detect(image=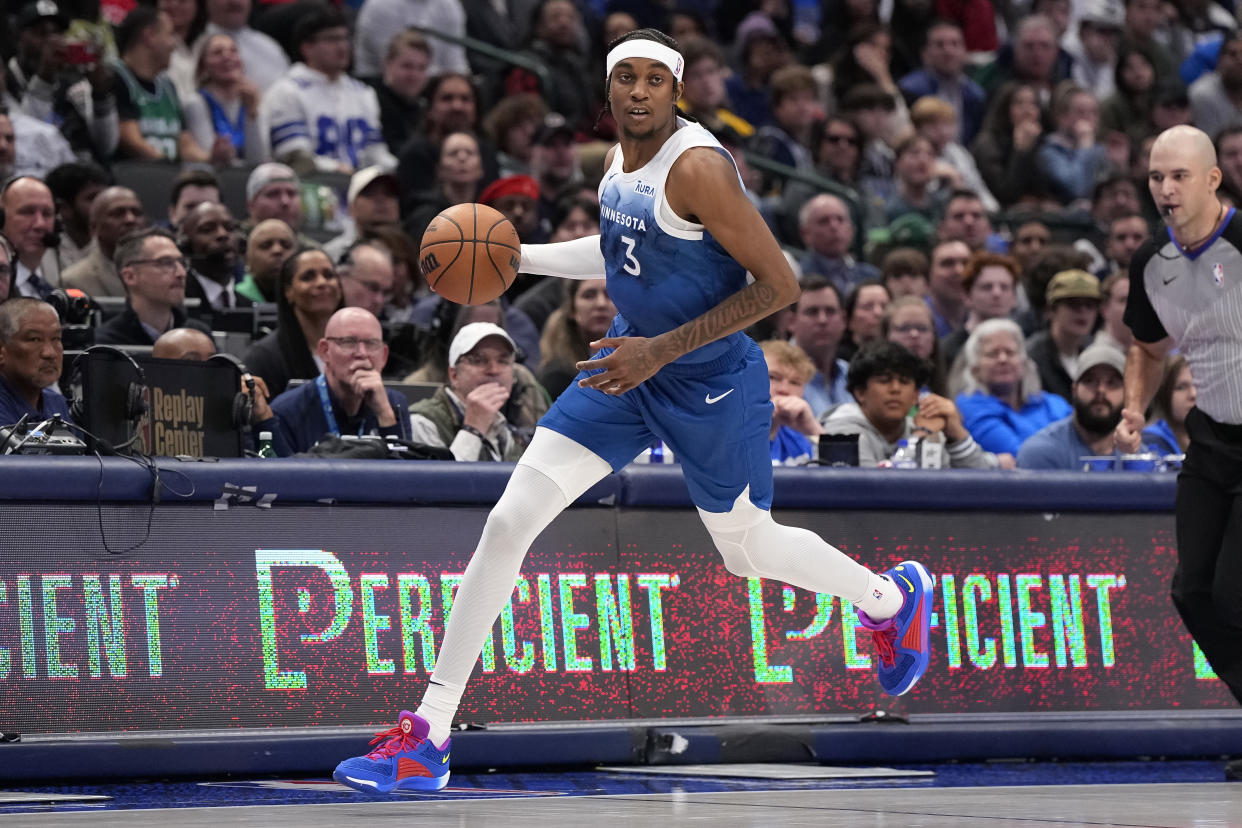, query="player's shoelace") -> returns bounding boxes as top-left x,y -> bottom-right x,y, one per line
365,723 -> 422,760
870,626 -> 897,668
